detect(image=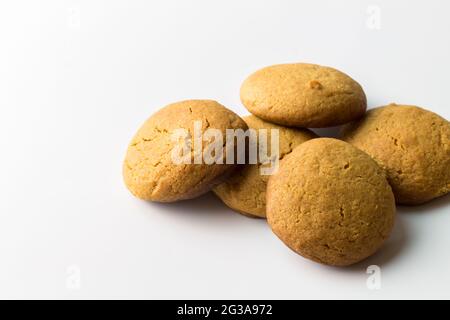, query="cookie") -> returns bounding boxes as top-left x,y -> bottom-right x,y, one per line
240,63 -> 367,128
123,100 -> 248,202
266,138 -> 395,266
341,104 -> 450,205
213,115 -> 317,218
